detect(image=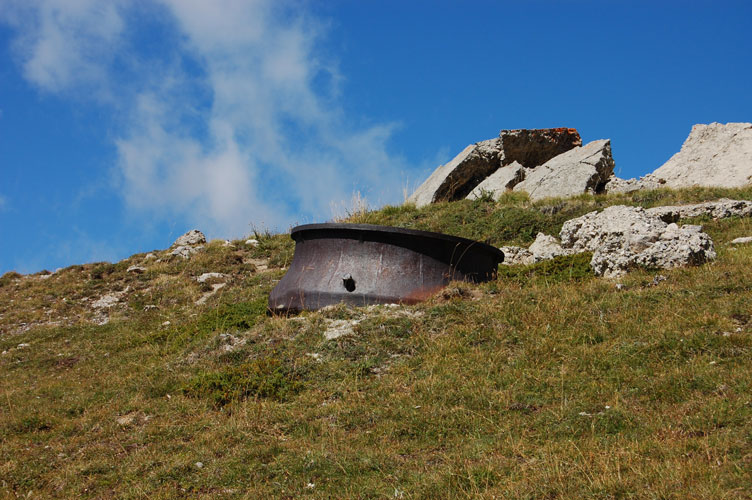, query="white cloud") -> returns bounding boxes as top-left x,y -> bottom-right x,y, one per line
1,0 -> 410,238
1,0 -> 125,94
